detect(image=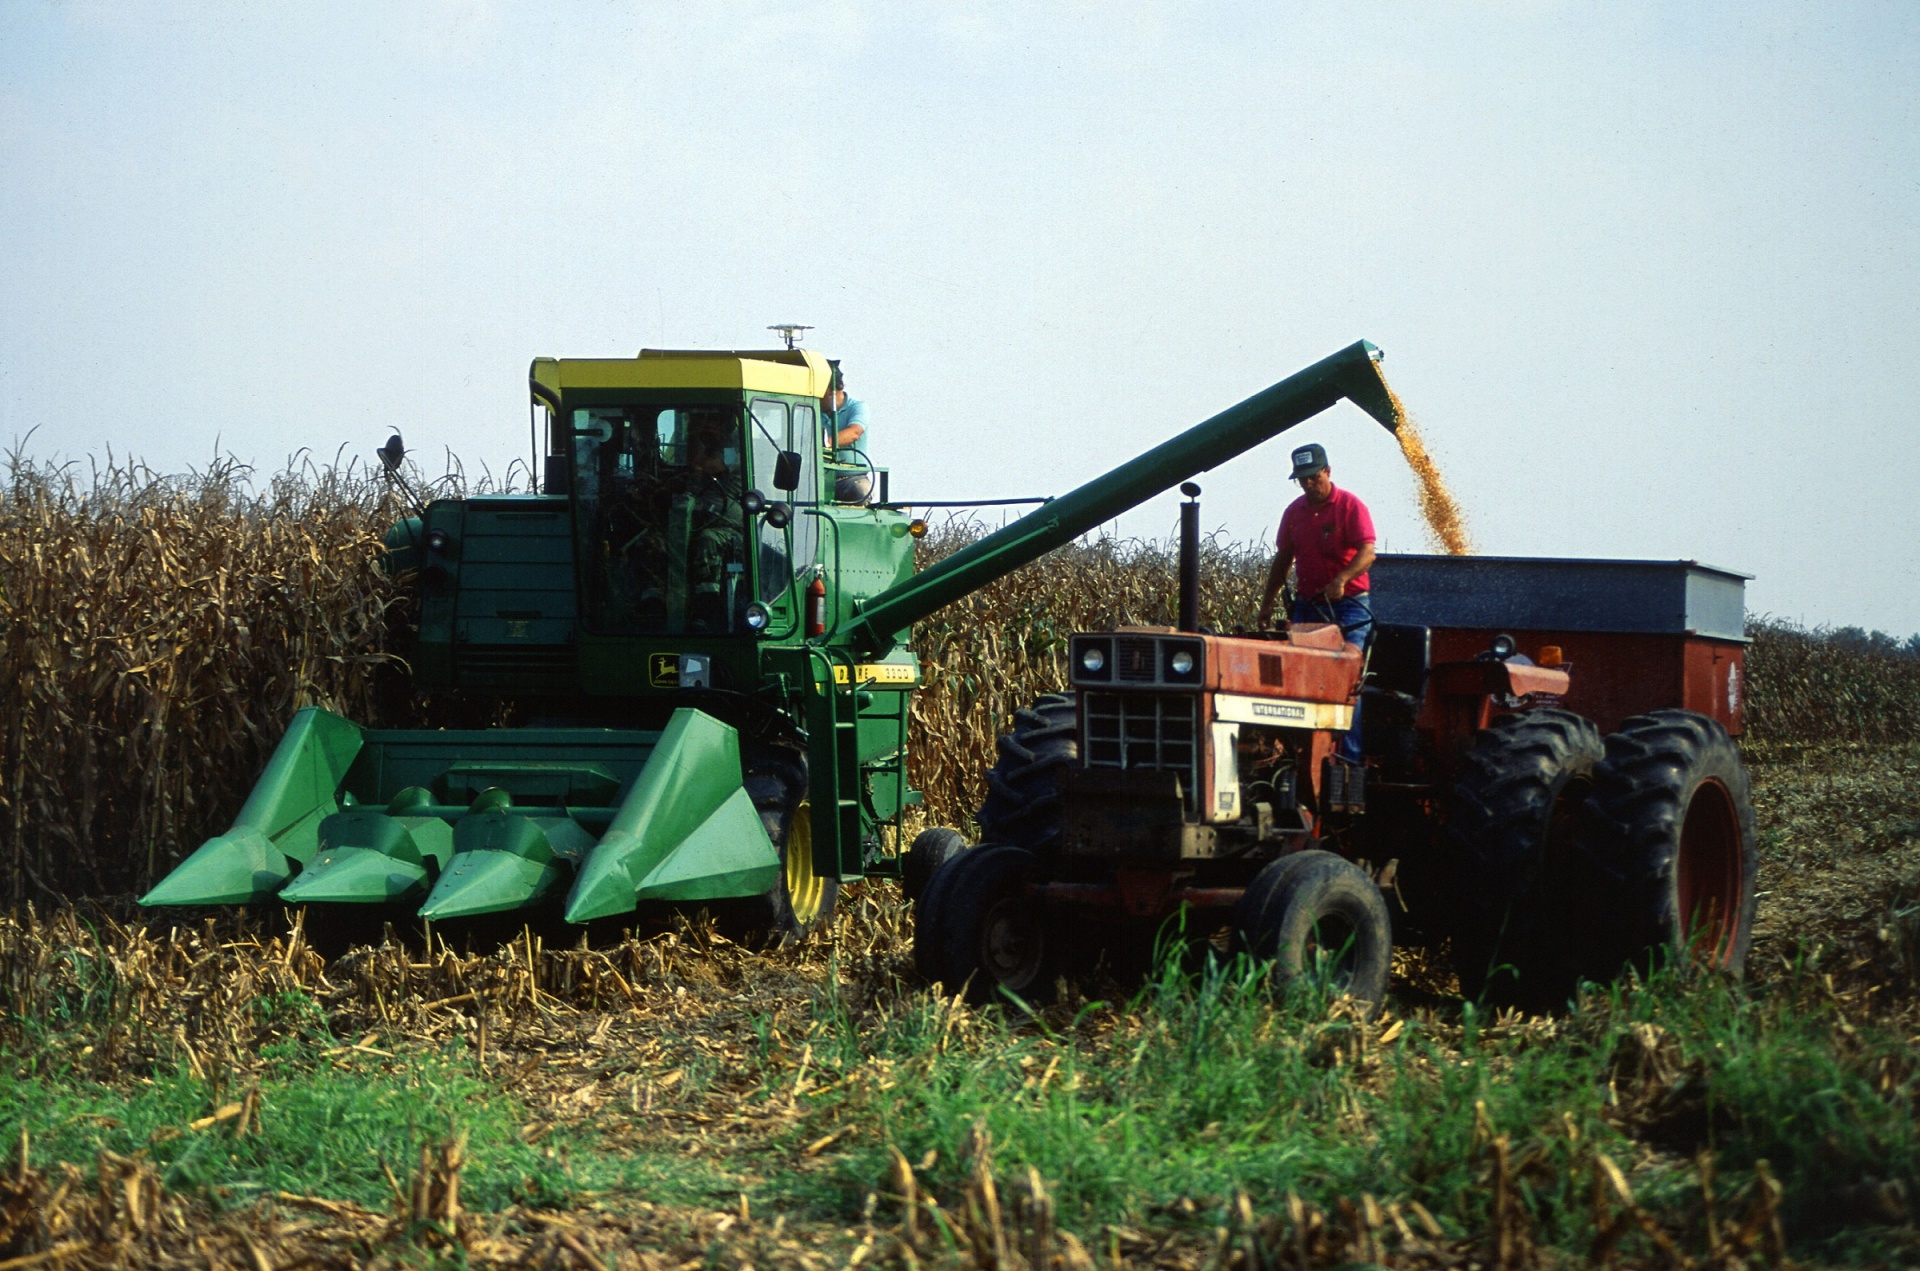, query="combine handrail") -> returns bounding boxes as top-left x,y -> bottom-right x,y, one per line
845,339 -> 1400,652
